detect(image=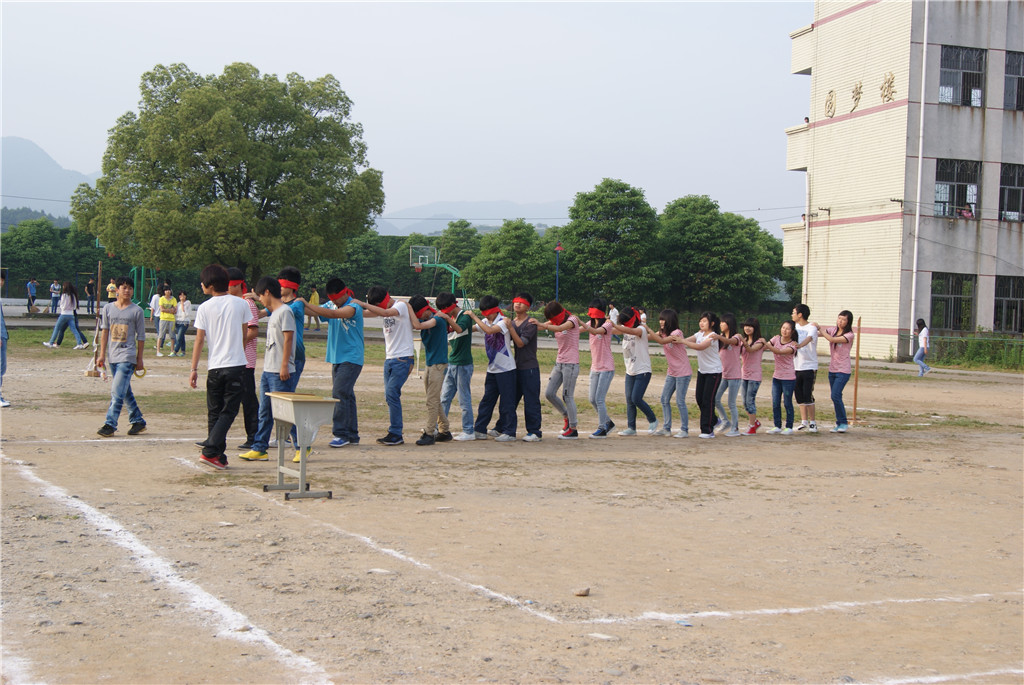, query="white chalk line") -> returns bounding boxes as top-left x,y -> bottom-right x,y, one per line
3,437 -> 202,444
870,668 -> 1024,684
5,458 -> 332,685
